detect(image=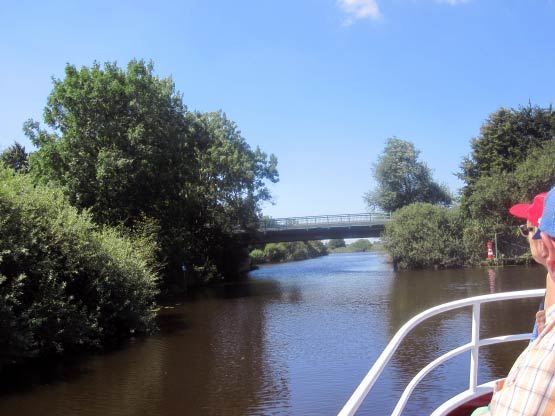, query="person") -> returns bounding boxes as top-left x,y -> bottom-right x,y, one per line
510,192 -> 548,267
509,192 -> 555,341
476,187 -> 555,415
471,192 -> 550,415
